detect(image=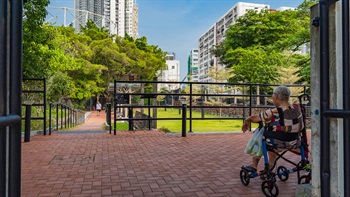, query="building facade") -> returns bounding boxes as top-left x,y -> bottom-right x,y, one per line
158,53 -> 181,91
197,2 -> 269,82
187,49 -> 199,82
74,0 -> 138,39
